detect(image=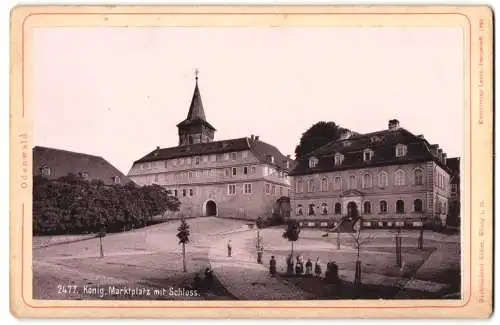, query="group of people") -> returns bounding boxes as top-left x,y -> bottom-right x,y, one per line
193,266 -> 215,291
292,255 -> 323,277
270,254 -> 323,277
